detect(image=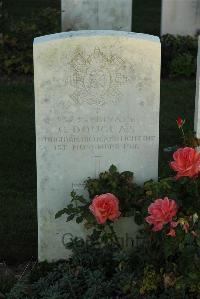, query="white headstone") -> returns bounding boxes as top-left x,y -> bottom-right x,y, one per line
34,31 -> 161,262
195,37 -> 200,137
61,0 -> 132,32
161,0 -> 200,36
